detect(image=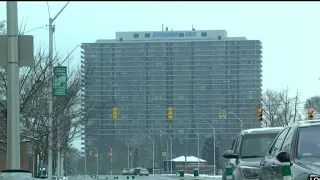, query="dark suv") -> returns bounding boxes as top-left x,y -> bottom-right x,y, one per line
259,120 -> 320,180
222,127 -> 283,180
